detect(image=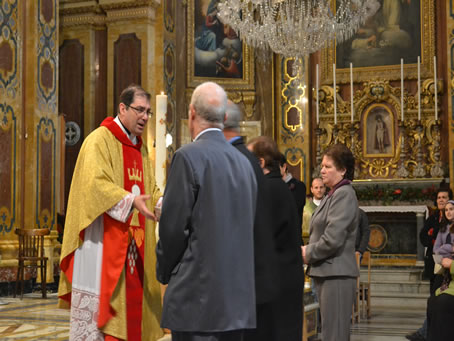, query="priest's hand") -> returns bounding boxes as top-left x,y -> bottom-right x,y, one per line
133,194 -> 157,221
